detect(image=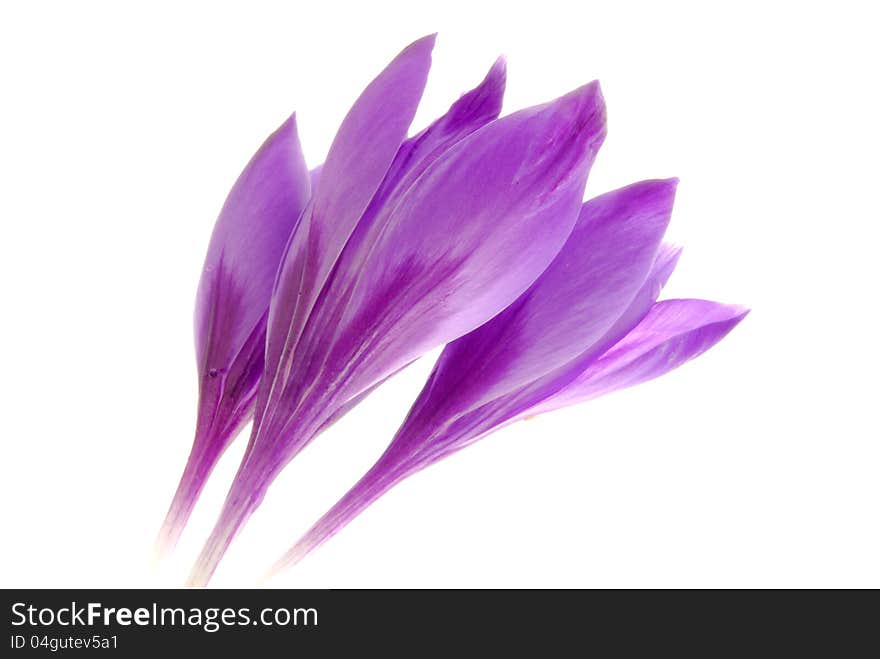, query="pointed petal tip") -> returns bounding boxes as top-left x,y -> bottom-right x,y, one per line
649,176 -> 679,198
447,54 -> 508,121
501,80 -> 606,156
634,177 -> 678,224
660,178 -> 679,208
571,79 -> 605,111
408,33 -> 438,53
277,111 -> 299,135
489,54 -> 508,80
584,179 -> 677,242
580,80 -> 605,110
617,177 -> 678,200
700,301 -> 750,340
694,301 -> 750,338
530,80 -> 607,165
566,80 -> 608,146
388,34 -> 436,76
665,298 -> 751,326
270,113 -> 304,154
707,300 -> 751,322
660,242 -> 684,261
481,55 -> 507,96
